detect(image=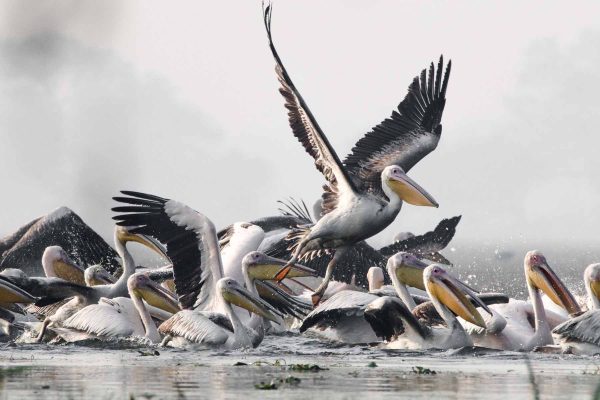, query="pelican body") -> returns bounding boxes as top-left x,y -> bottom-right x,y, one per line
468,251 -> 580,351
553,263 -> 600,354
